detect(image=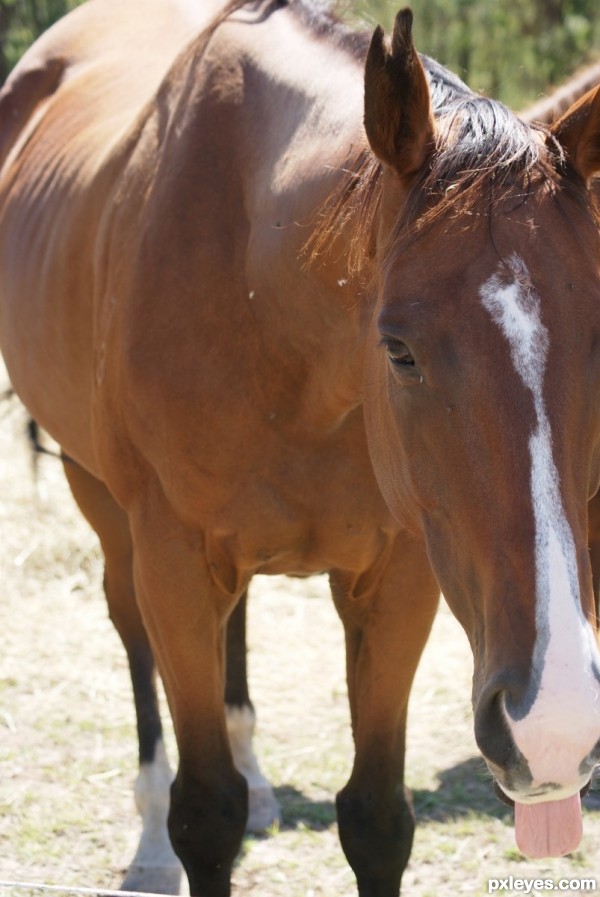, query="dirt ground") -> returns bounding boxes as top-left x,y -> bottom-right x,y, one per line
1,364 -> 599,897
